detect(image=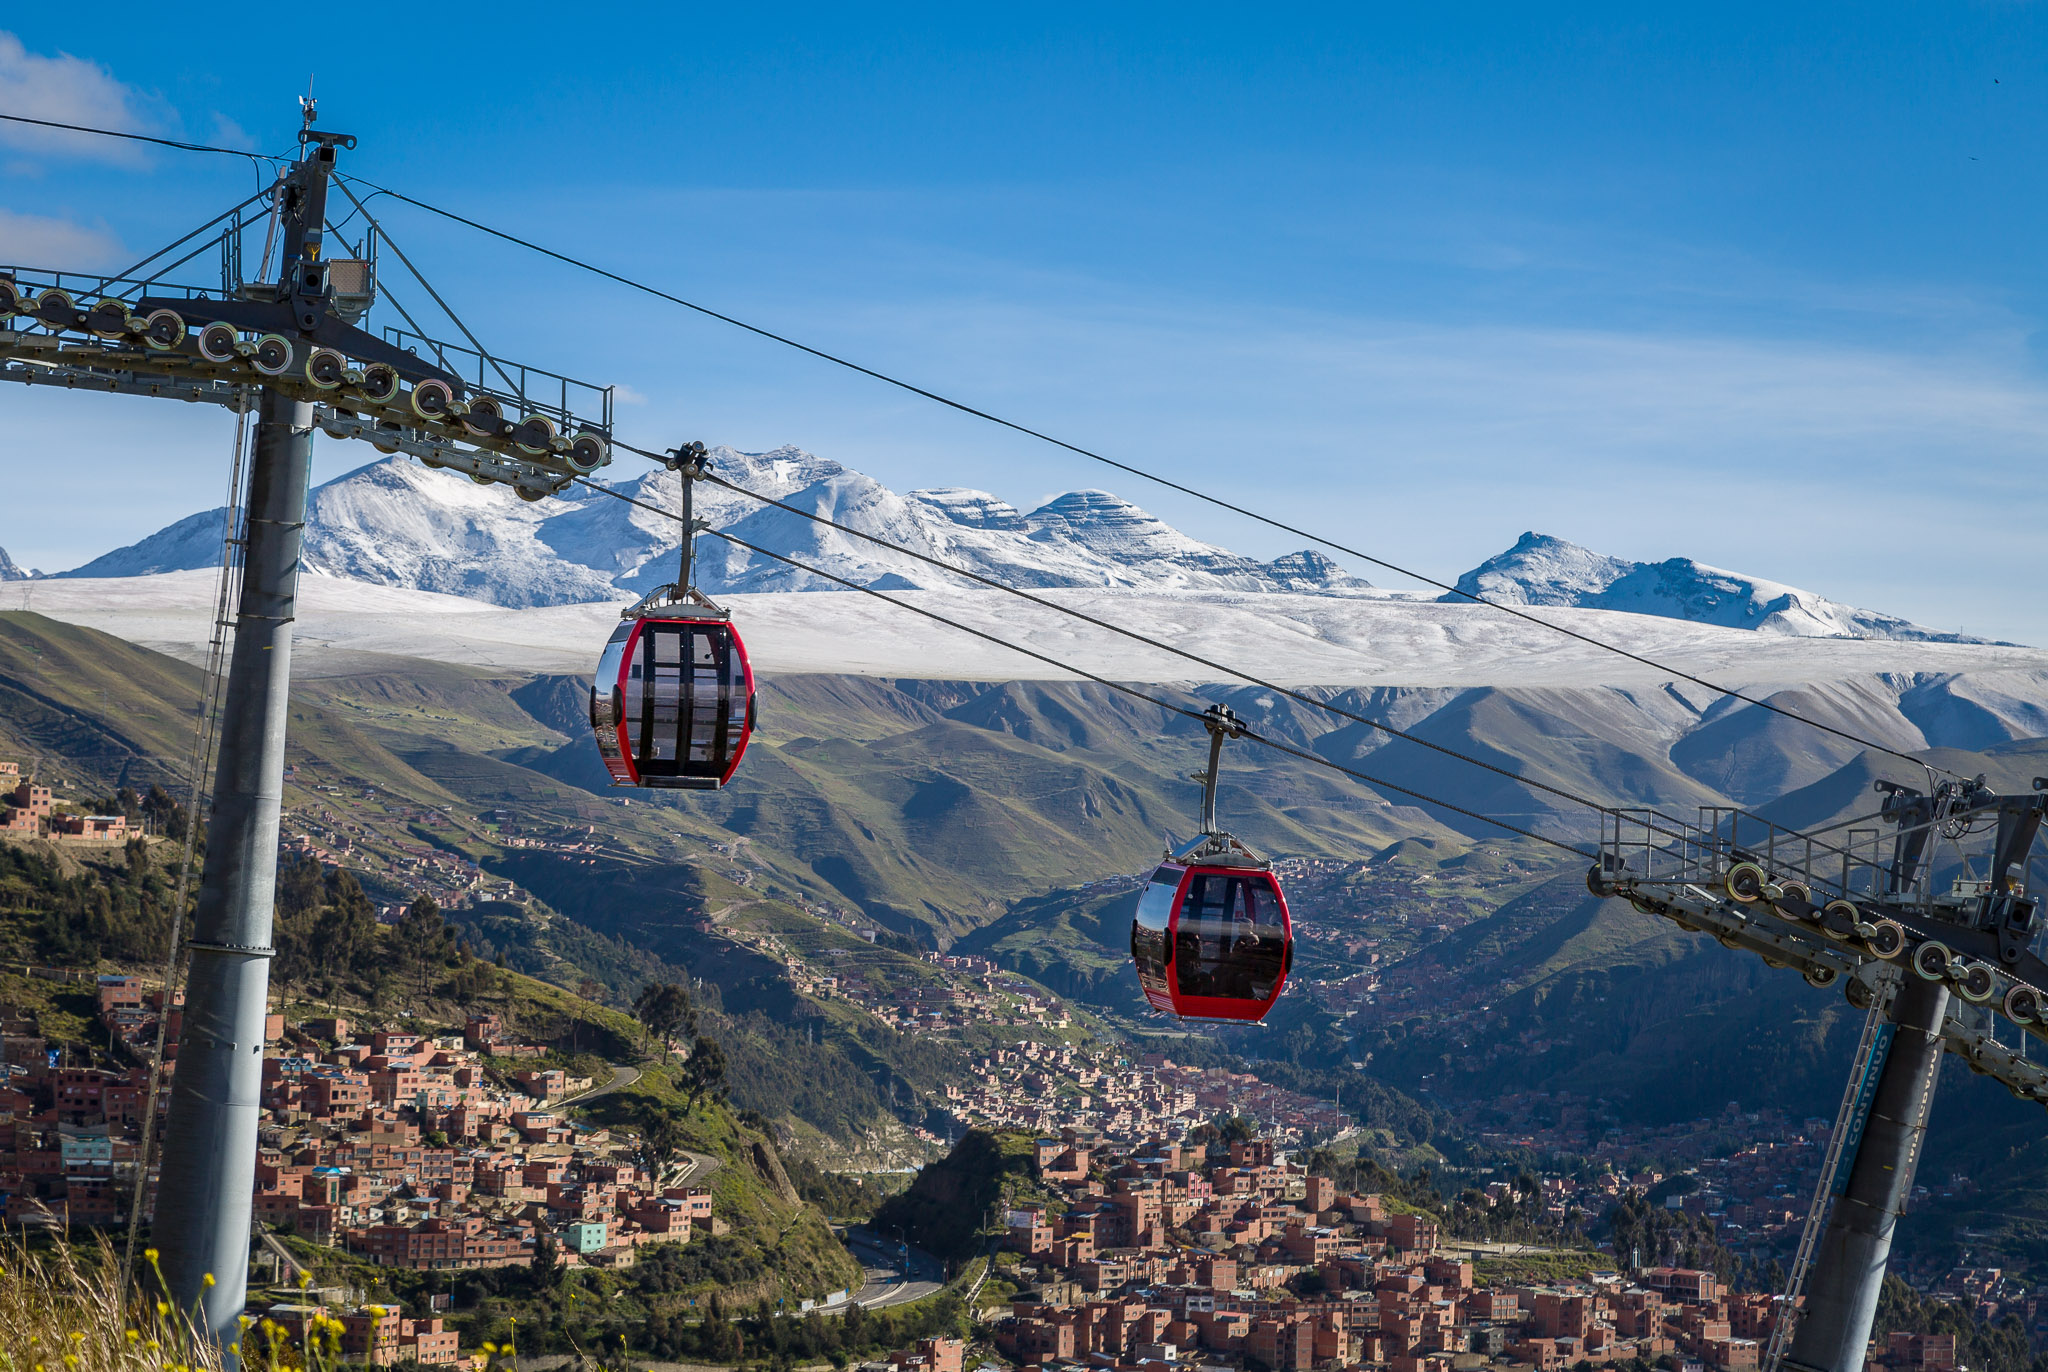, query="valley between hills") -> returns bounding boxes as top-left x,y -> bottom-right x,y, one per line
7,572 -> 2048,1300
